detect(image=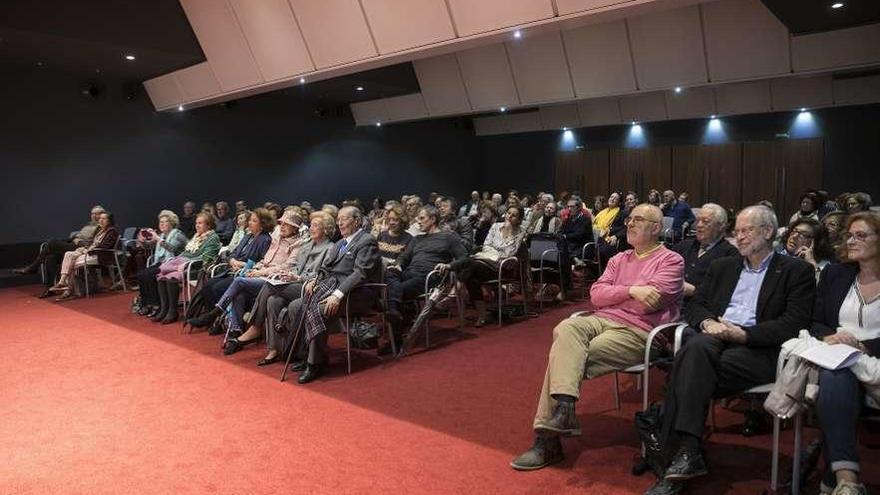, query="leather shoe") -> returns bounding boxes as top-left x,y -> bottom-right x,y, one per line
223,337 -> 257,356
37,288 -> 53,299
290,361 -> 306,372
644,479 -> 684,495
510,436 -> 564,471
297,363 -> 322,384
257,355 -> 280,367
663,448 -> 708,481
207,321 -> 226,336
534,401 -> 582,437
